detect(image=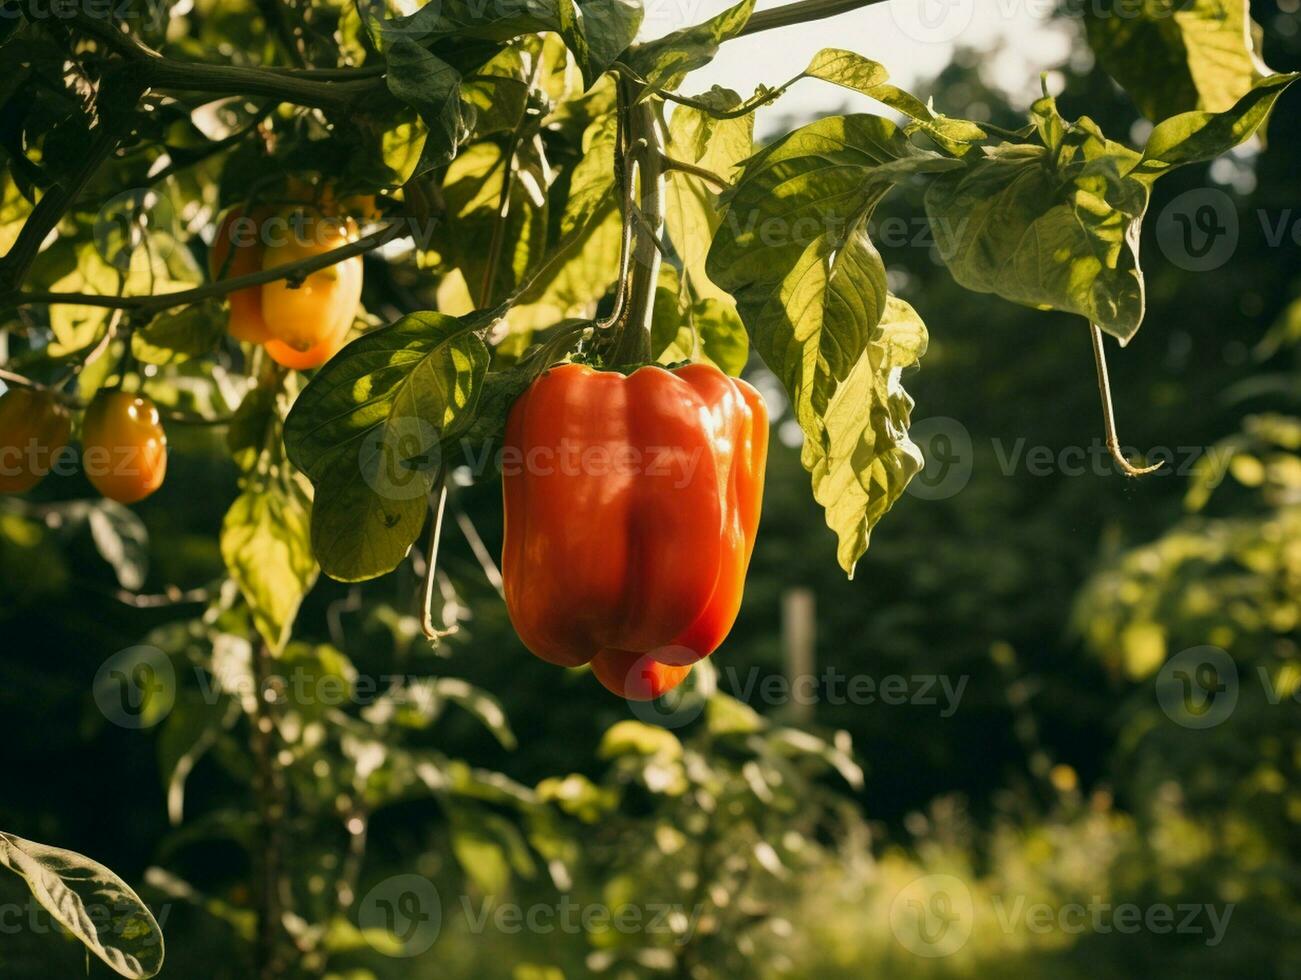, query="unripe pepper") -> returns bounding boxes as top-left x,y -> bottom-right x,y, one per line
501,363 -> 768,699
